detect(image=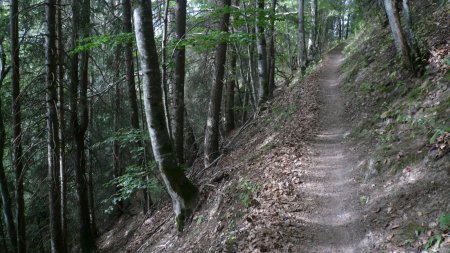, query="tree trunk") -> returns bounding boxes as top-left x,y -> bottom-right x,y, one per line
56,1 -> 67,251
122,0 -> 153,214
267,0 -> 277,97
133,0 -> 198,231
401,0 -> 419,61
161,0 -> 172,141
256,0 -> 269,104
45,1 -> 65,252
308,0 -> 318,61
10,1 -> 26,252
69,0 -> 95,251
298,0 -> 307,74
0,36 -> 17,253
383,0 -> 414,72
203,0 -> 231,167
173,0 -> 187,164
224,47 -> 236,134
